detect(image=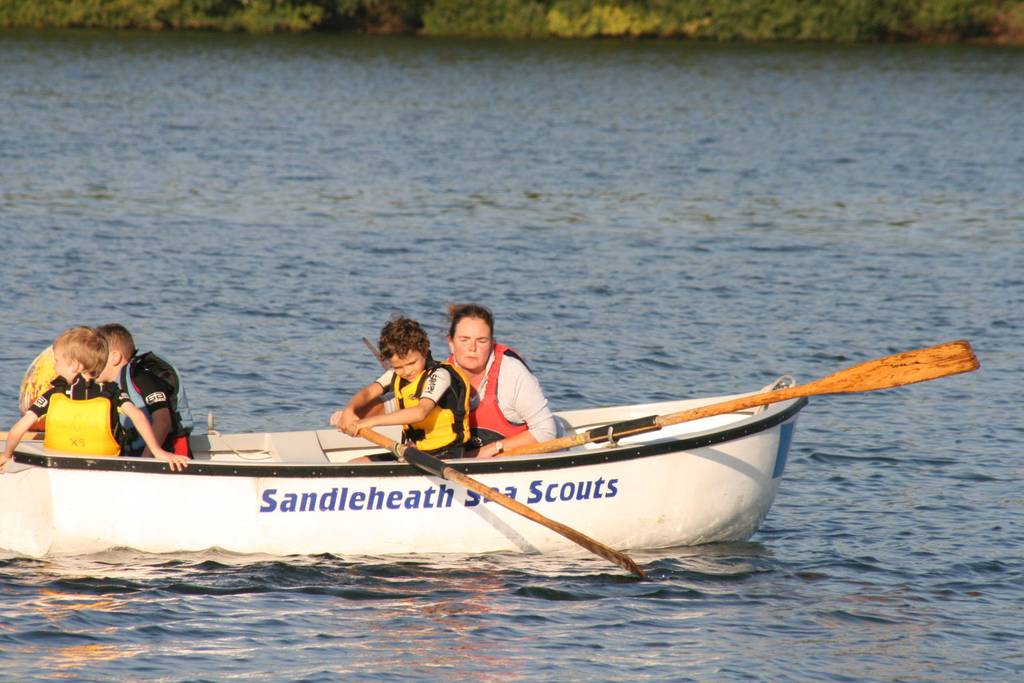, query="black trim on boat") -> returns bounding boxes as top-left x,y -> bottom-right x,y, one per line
13,399 -> 807,478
